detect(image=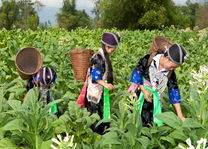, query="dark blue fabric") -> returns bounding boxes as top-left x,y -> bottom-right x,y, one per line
130,69 -> 143,85
168,89 -> 181,104
52,74 -> 57,83
91,68 -> 103,83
